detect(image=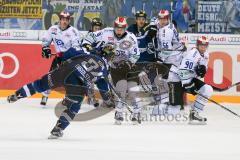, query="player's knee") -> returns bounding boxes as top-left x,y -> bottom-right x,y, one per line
199,84 -> 213,98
